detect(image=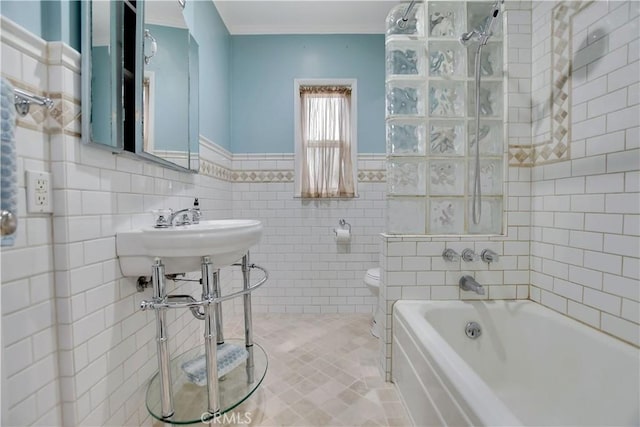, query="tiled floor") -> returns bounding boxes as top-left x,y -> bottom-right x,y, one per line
156,313 -> 410,426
